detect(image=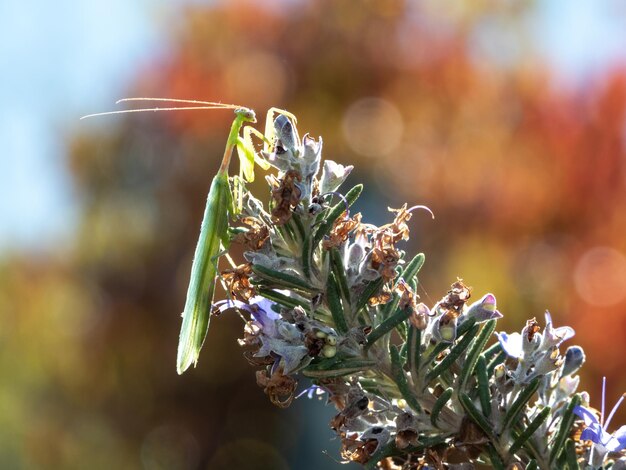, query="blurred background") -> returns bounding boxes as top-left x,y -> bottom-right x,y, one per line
2,0 -> 626,468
